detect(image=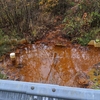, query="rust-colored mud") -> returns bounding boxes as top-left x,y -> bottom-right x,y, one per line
0,25 -> 100,88
0,43 -> 100,88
